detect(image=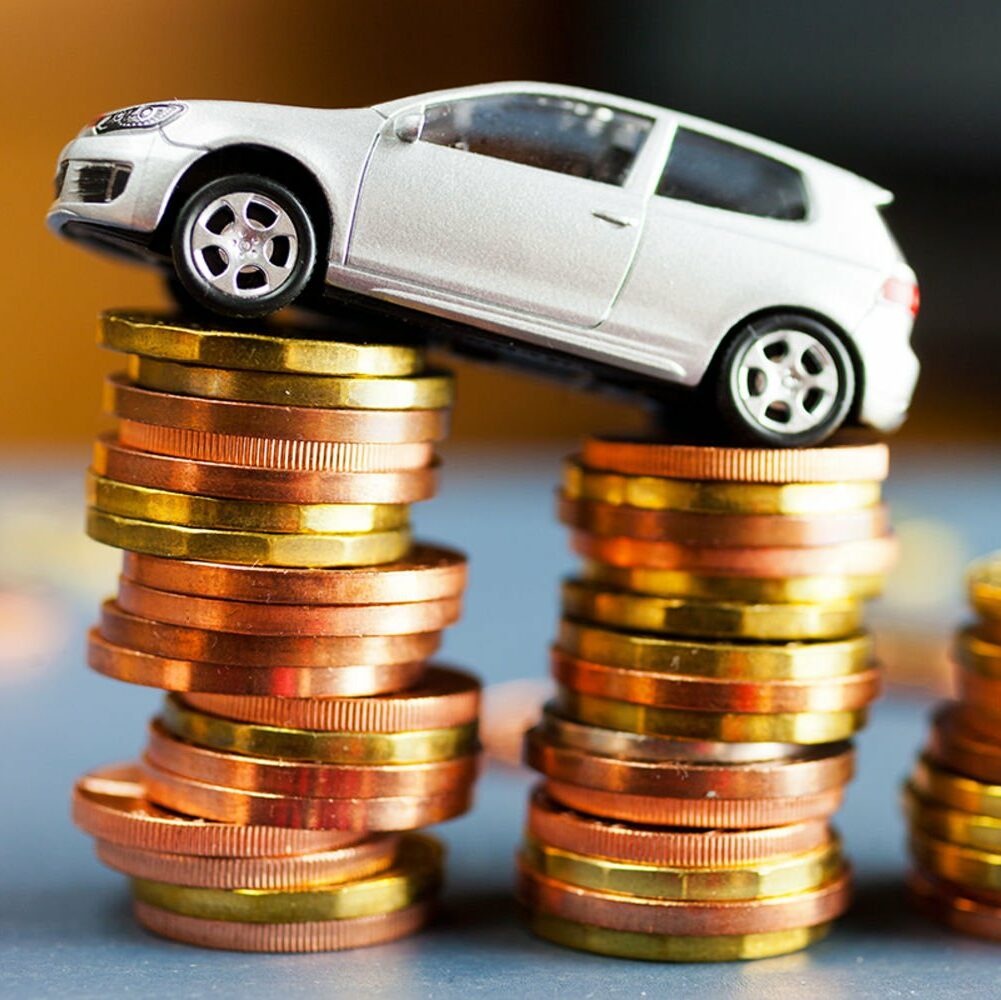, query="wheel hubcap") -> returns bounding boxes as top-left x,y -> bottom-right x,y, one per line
731,329 -> 841,435
189,191 -> 299,298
